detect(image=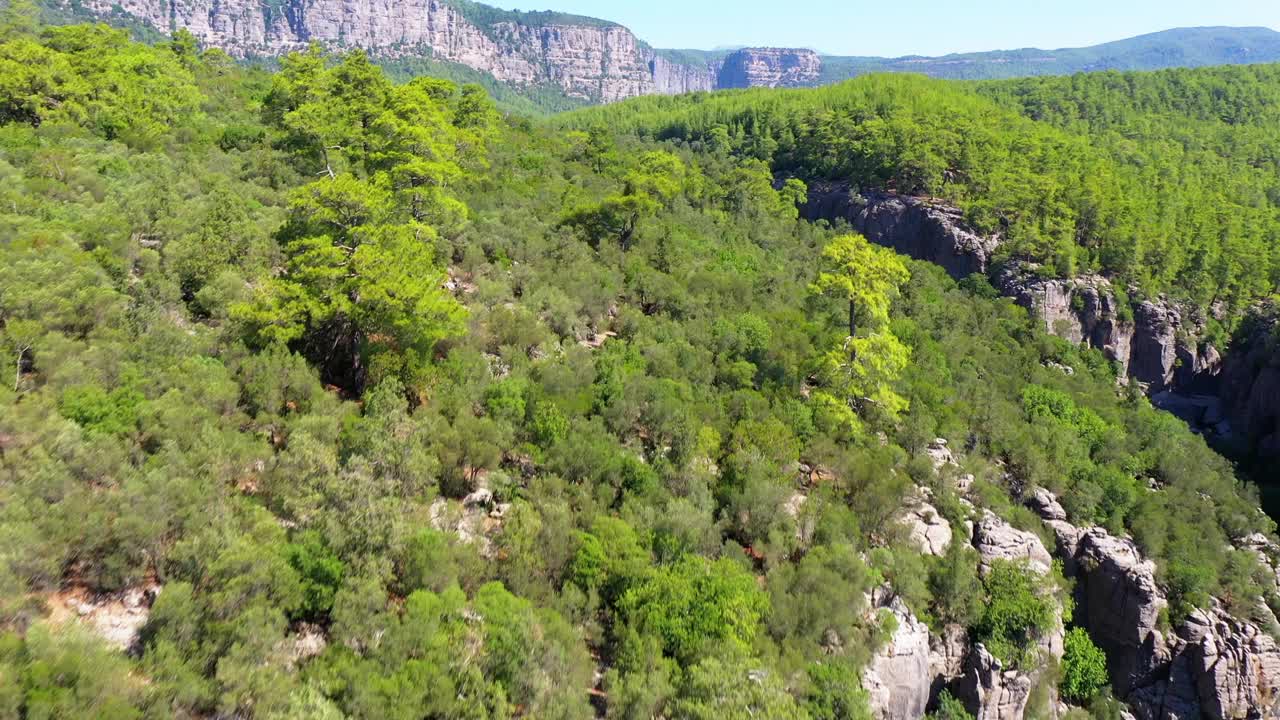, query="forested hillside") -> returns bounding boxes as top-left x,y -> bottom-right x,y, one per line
1,10 -> 1278,720
565,64 -> 1280,322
